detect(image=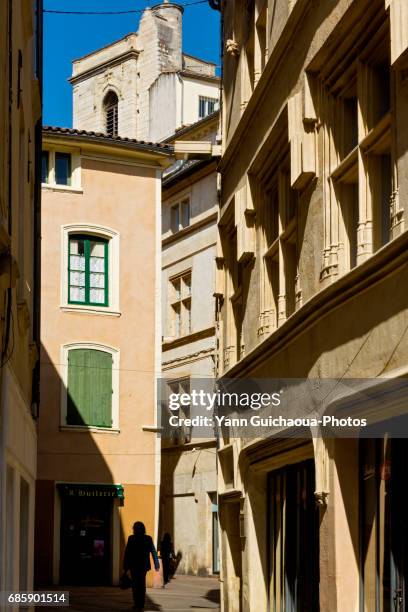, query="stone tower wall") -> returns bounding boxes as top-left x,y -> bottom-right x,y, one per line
71,3 -> 196,141
136,3 -> 183,140
72,35 -> 139,139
